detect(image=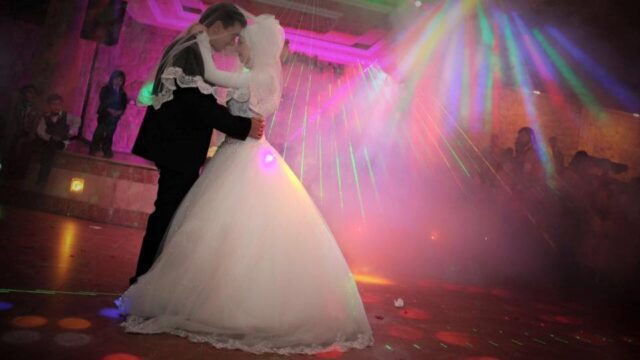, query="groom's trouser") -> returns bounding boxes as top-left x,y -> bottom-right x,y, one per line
130,166 -> 199,284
